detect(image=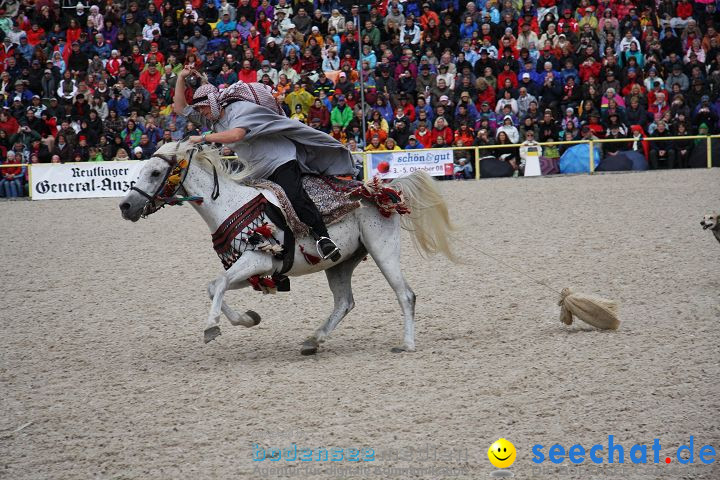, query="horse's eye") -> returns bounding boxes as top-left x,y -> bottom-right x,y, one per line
151,170 -> 161,177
